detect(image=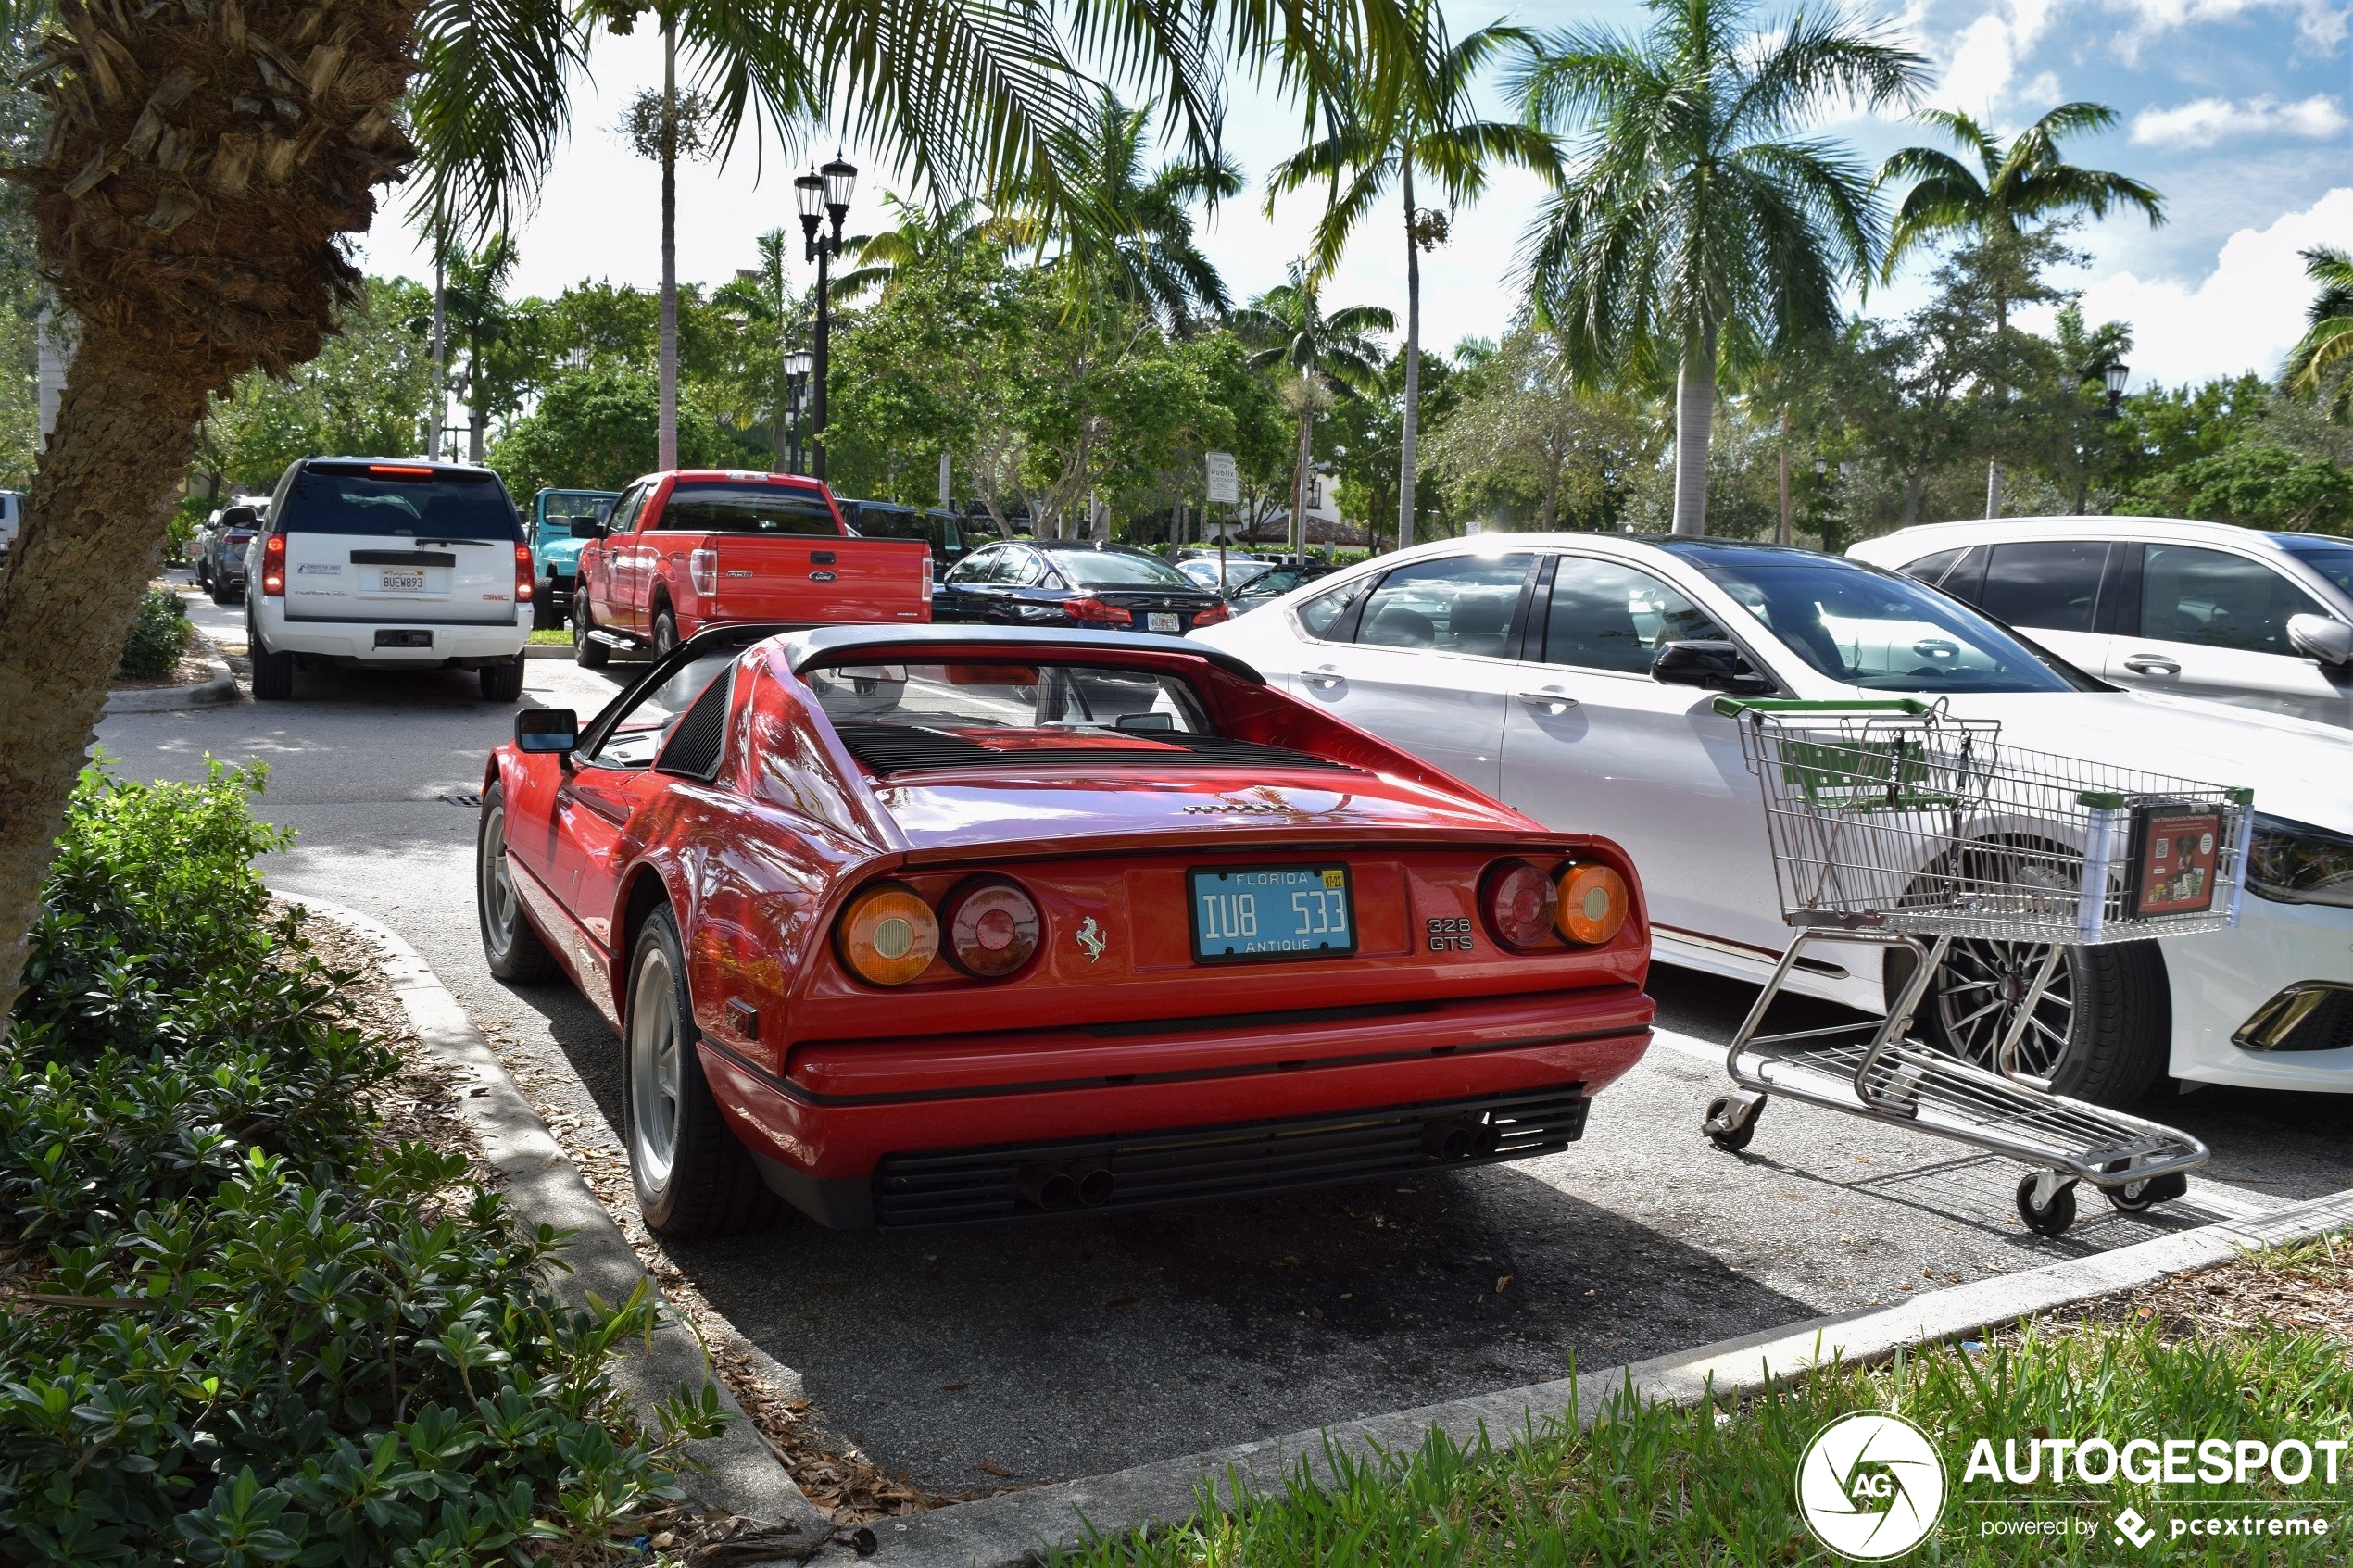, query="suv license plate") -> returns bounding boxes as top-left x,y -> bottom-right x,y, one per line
1148,611 -> 1179,633
380,570 -> 426,591
373,629 -> 433,648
